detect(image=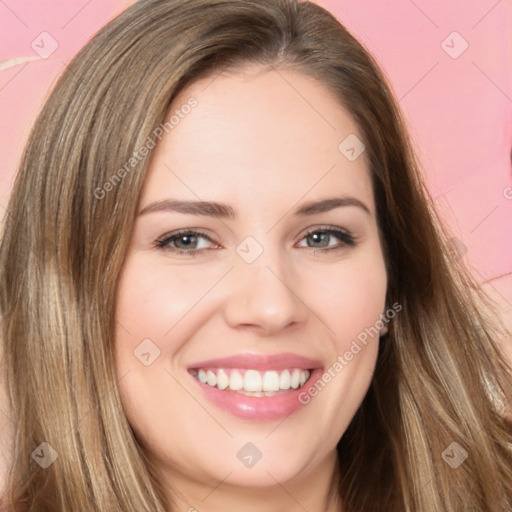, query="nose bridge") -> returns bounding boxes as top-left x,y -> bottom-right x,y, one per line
222,236 -> 305,334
